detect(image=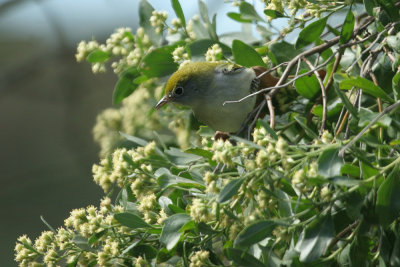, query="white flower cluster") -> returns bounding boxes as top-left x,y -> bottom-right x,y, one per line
168,18 -> 183,34
137,193 -> 158,223
211,139 -> 238,167
76,40 -> 99,62
186,15 -> 201,40
190,198 -> 214,223
189,250 -> 210,267
291,161 -> 318,190
252,127 -> 293,170
75,27 -> 152,74
92,84 -> 170,157
14,235 -> 38,266
92,142 -> 158,202
203,171 -> 219,193
150,10 -> 168,34
205,44 -> 223,62
105,27 -> 134,57
172,46 -> 189,63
